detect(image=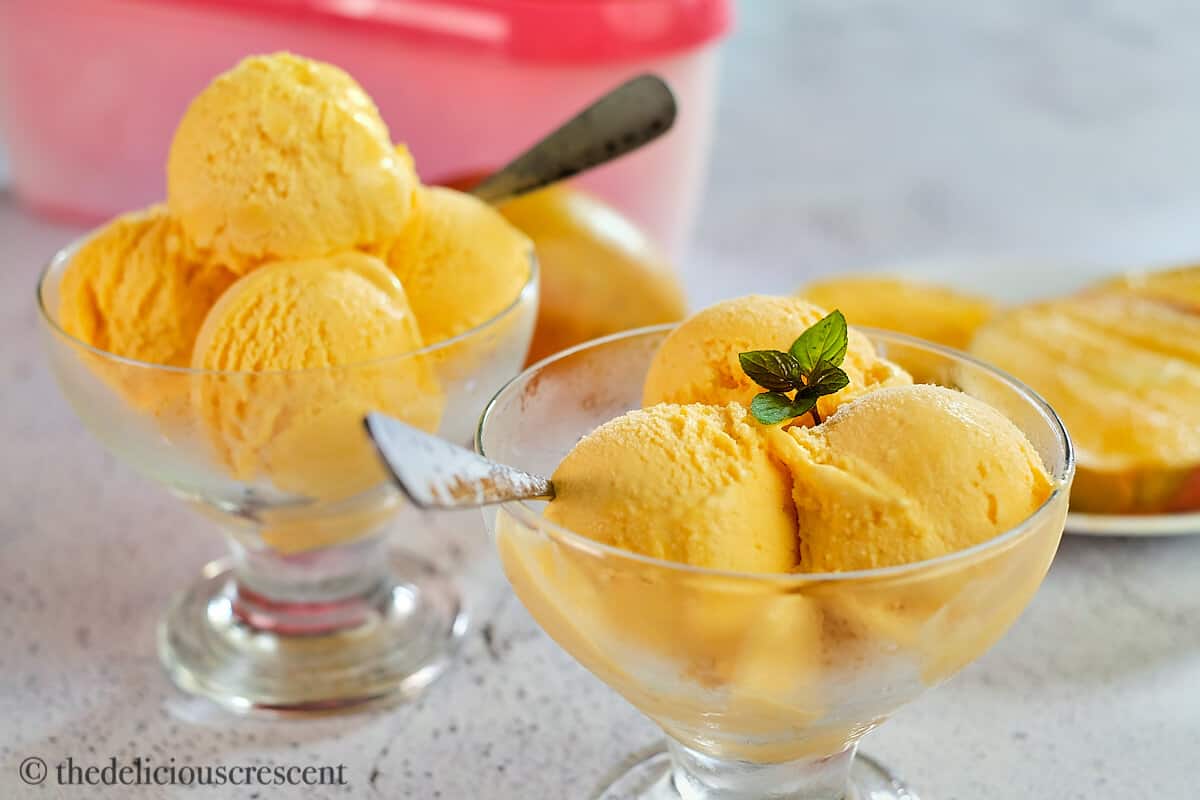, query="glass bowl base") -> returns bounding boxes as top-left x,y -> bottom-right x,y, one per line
158,550 -> 466,715
595,745 -> 920,800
